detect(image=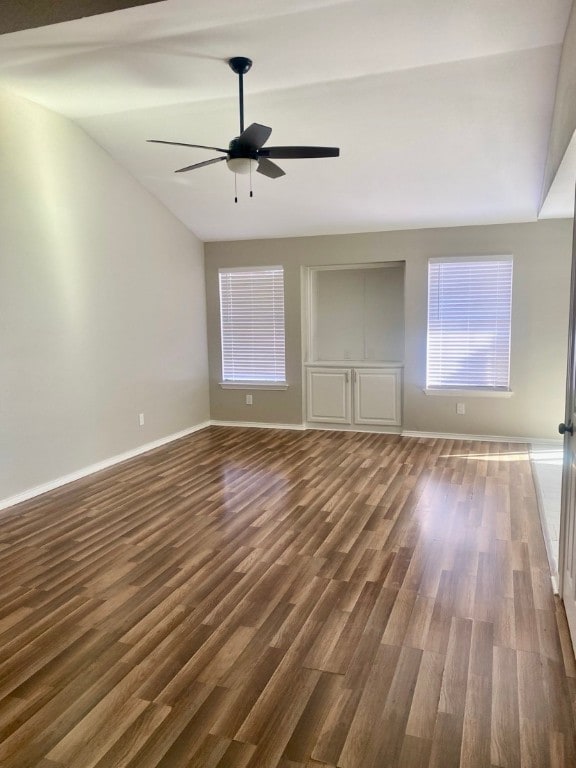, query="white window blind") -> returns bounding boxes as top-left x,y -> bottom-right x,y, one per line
426,257 -> 513,390
219,267 -> 286,383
